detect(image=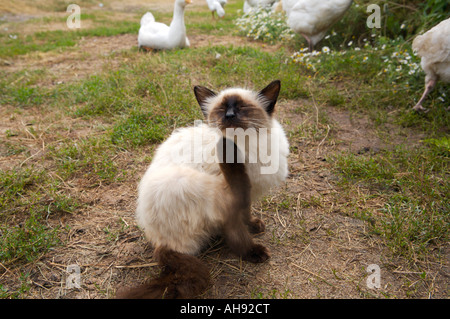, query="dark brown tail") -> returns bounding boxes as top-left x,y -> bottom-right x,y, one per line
116,247 -> 210,299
